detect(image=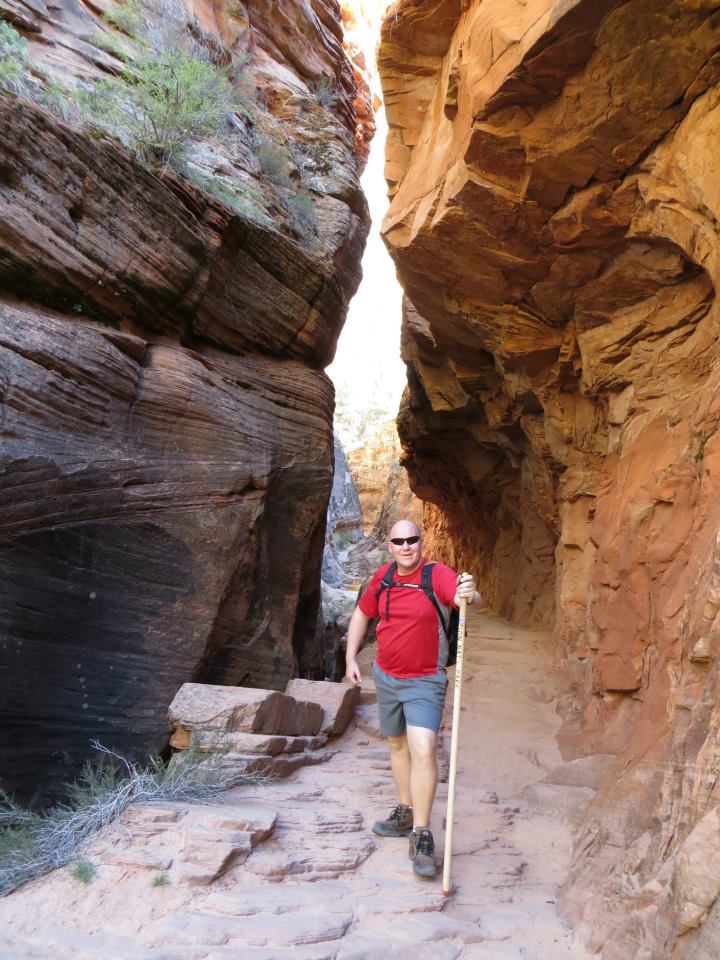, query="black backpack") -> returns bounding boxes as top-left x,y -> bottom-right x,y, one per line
375,561 -> 459,667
